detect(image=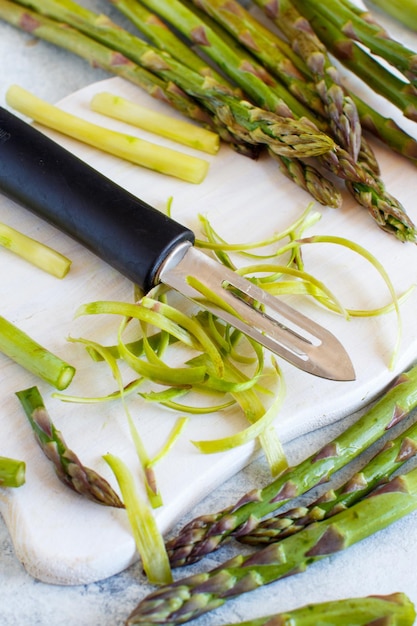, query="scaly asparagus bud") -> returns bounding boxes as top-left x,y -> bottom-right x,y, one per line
16,386 -> 124,508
